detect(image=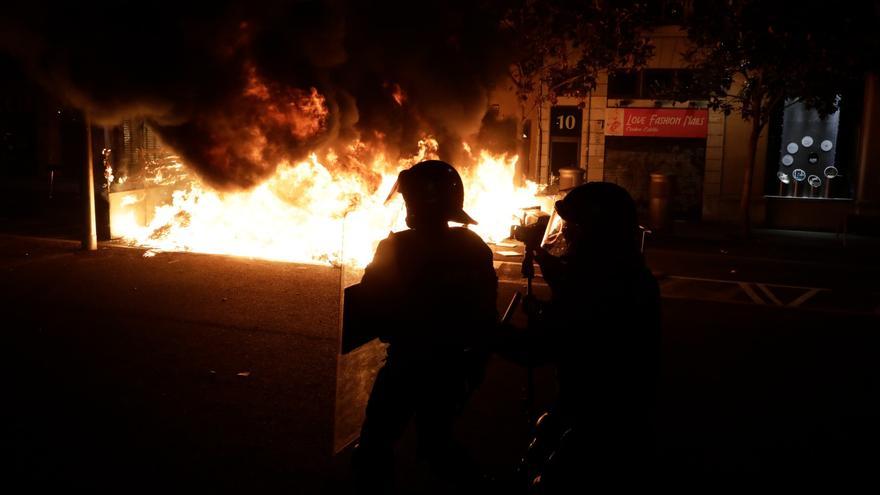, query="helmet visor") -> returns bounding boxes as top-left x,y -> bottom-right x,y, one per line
539,208 -> 572,257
